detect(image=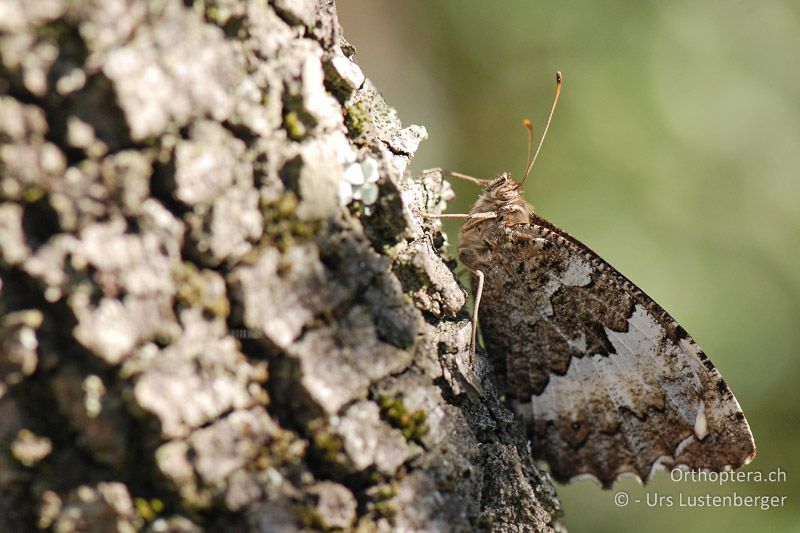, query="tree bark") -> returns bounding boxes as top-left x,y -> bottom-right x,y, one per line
0,1 -> 561,531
